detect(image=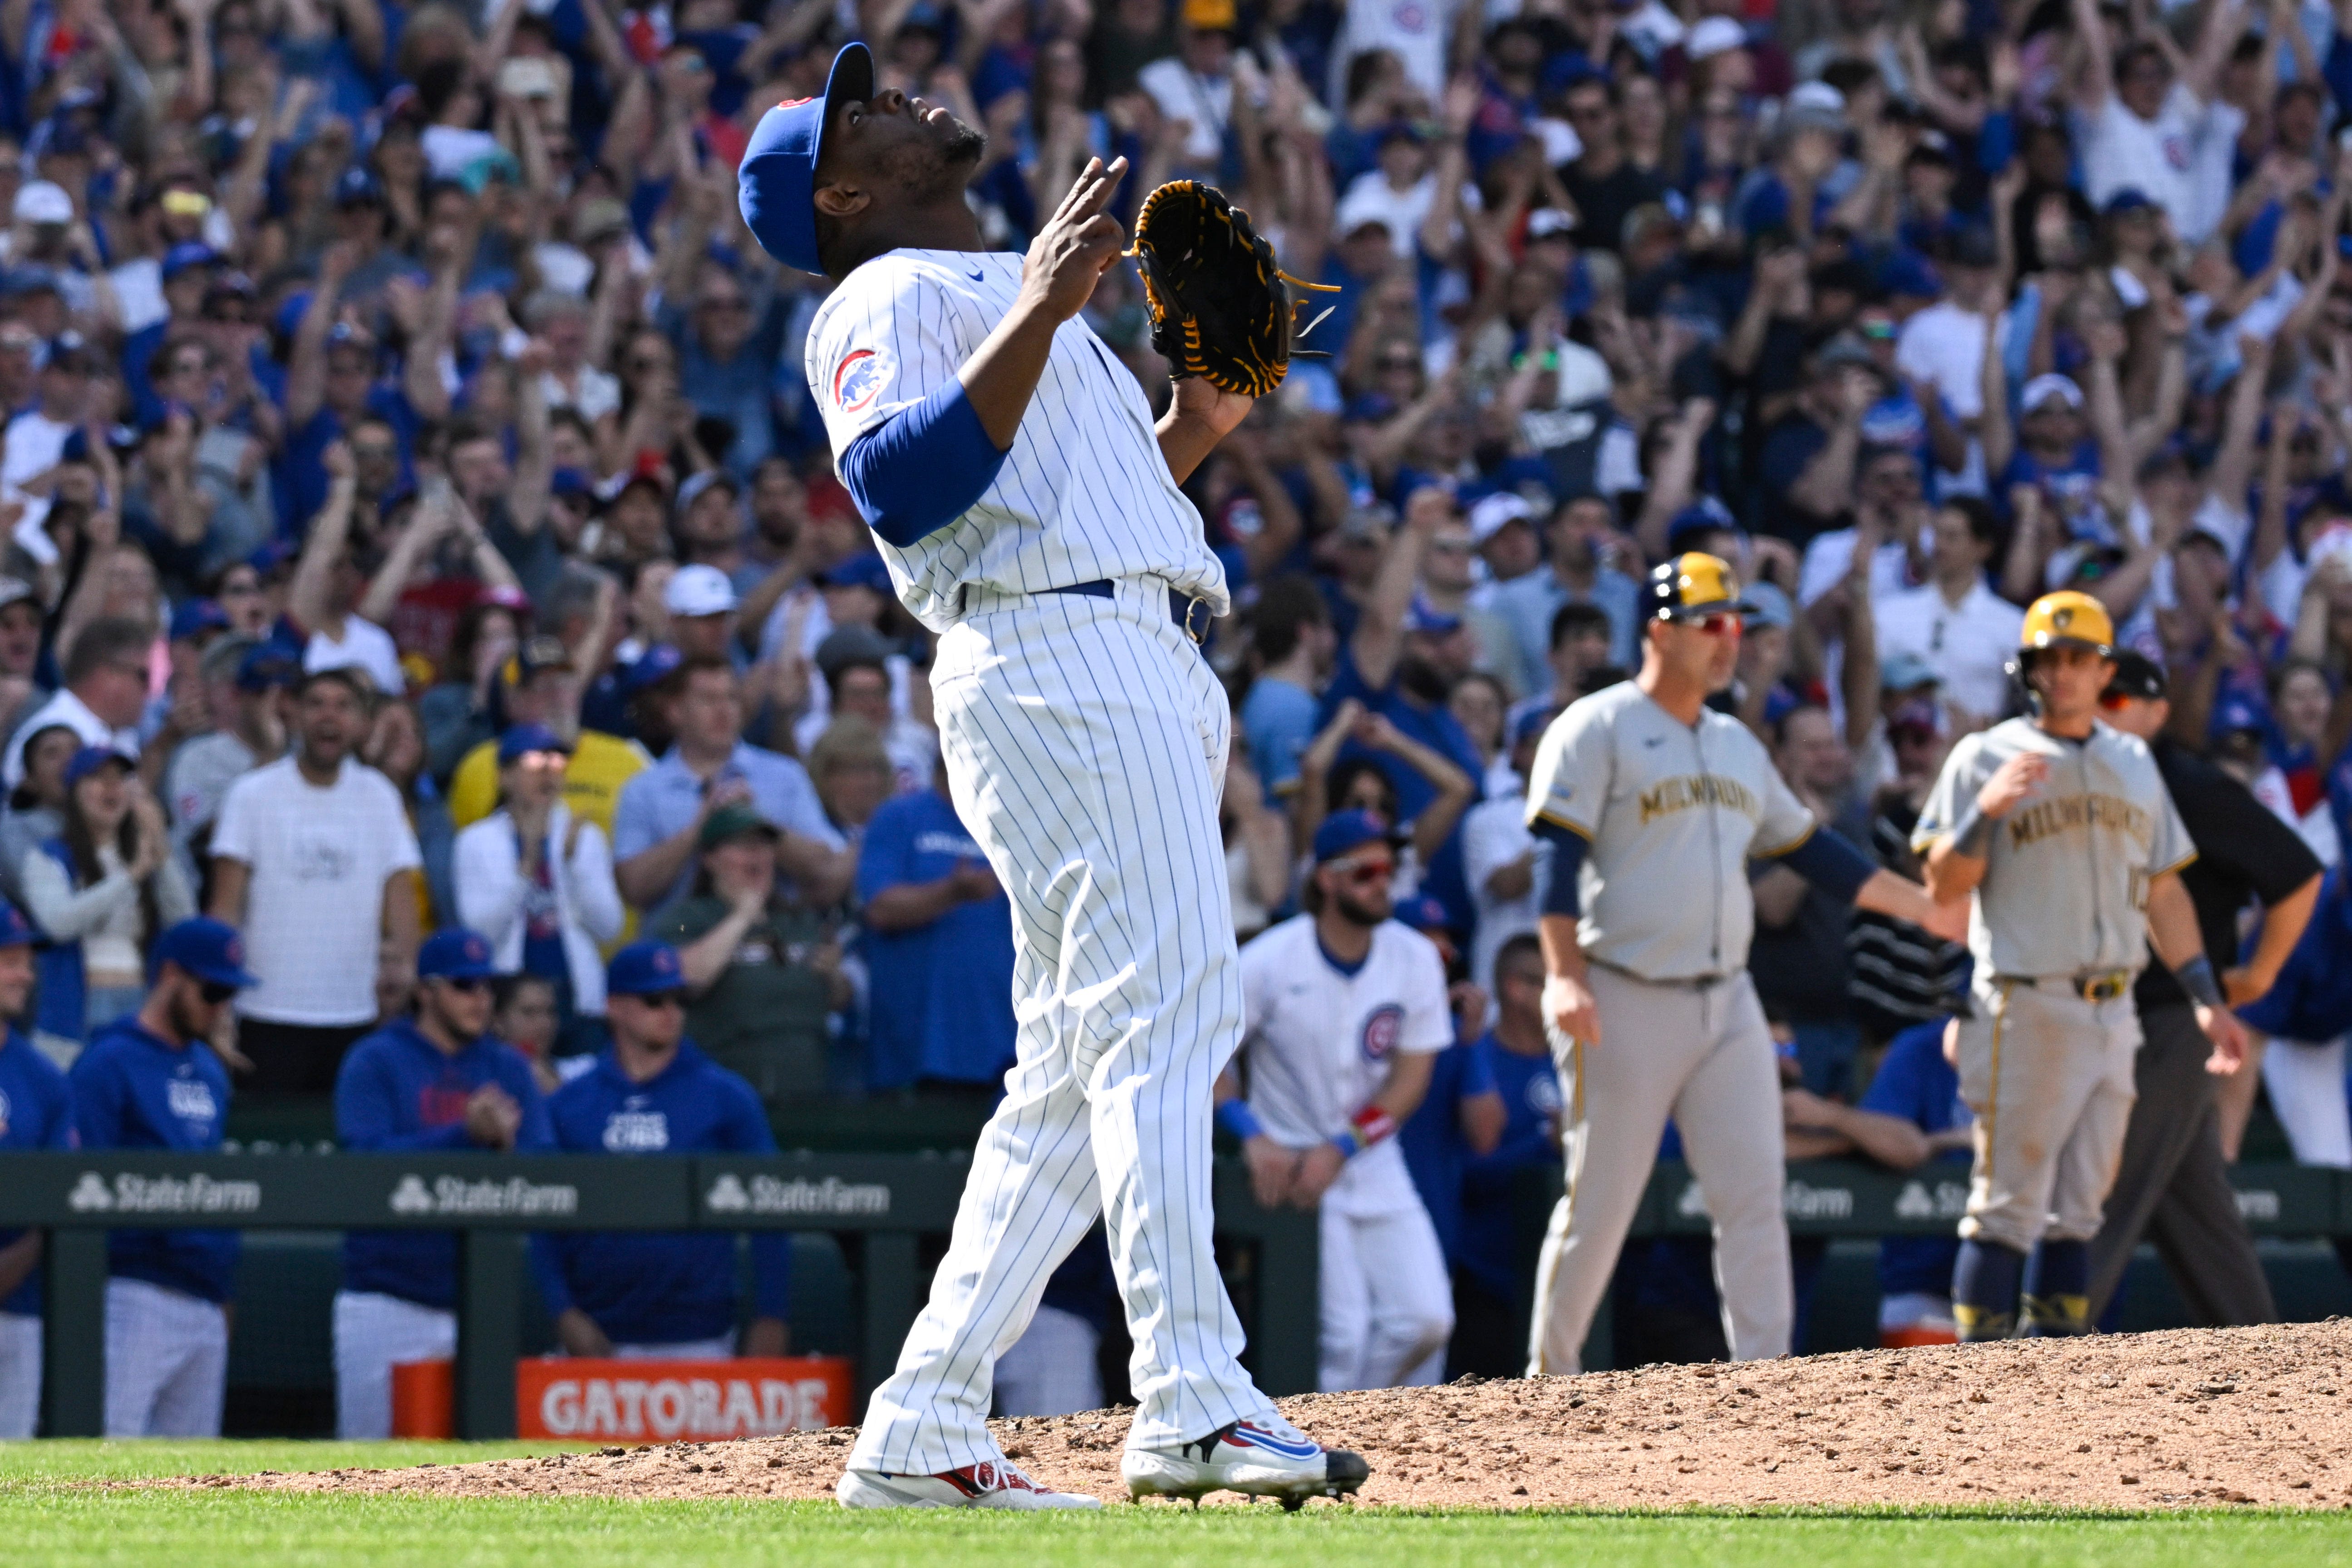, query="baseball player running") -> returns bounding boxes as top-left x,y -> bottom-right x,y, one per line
738,44 -> 1365,1508
1522,553 -> 1962,1374
1218,810 -> 1456,1394
1916,592 -> 2247,1339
